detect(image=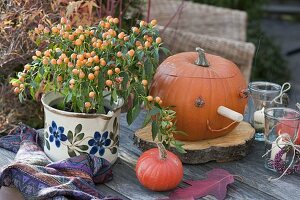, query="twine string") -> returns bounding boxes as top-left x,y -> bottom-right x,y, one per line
271,82 -> 291,105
